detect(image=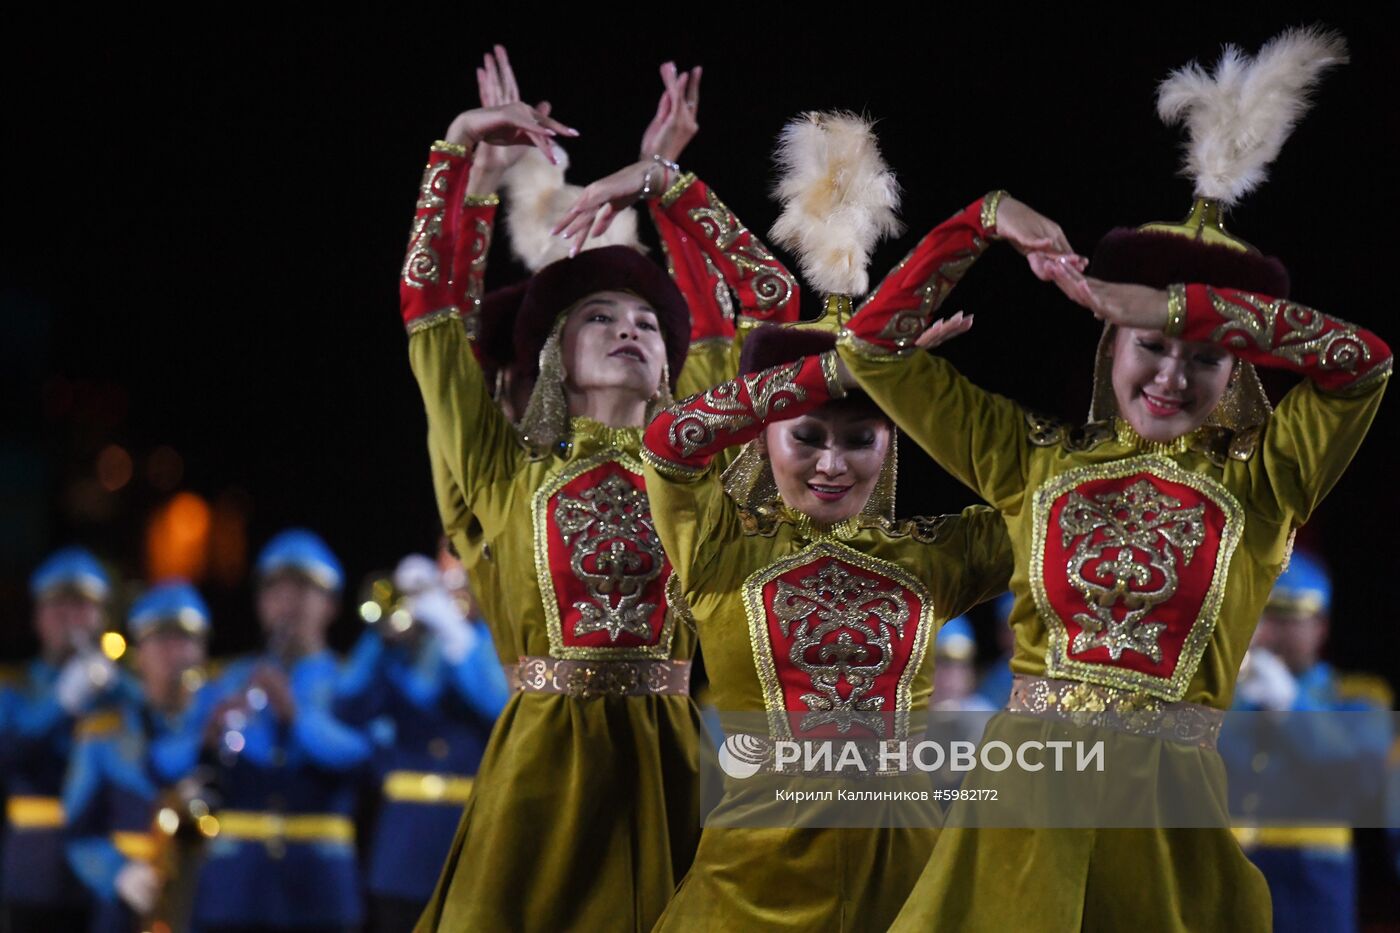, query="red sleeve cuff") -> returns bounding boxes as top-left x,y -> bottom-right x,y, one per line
642,353 -> 843,478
